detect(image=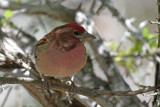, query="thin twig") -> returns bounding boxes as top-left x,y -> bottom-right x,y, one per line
90,0 -> 96,14
99,0 -> 145,44
149,20 -> 160,25
1,87 -> 12,107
